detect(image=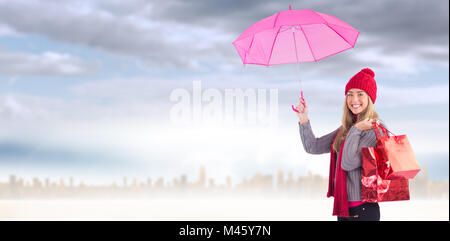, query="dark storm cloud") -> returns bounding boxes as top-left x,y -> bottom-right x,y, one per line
148,0 -> 279,31
148,0 -> 449,71
0,0 -> 202,69
149,0 -> 449,46
0,0 -> 447,72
